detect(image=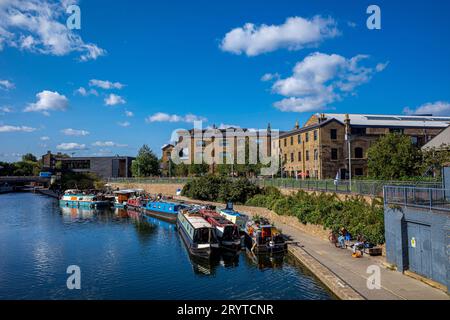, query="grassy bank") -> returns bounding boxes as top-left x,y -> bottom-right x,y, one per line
182,176 -> 385,245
